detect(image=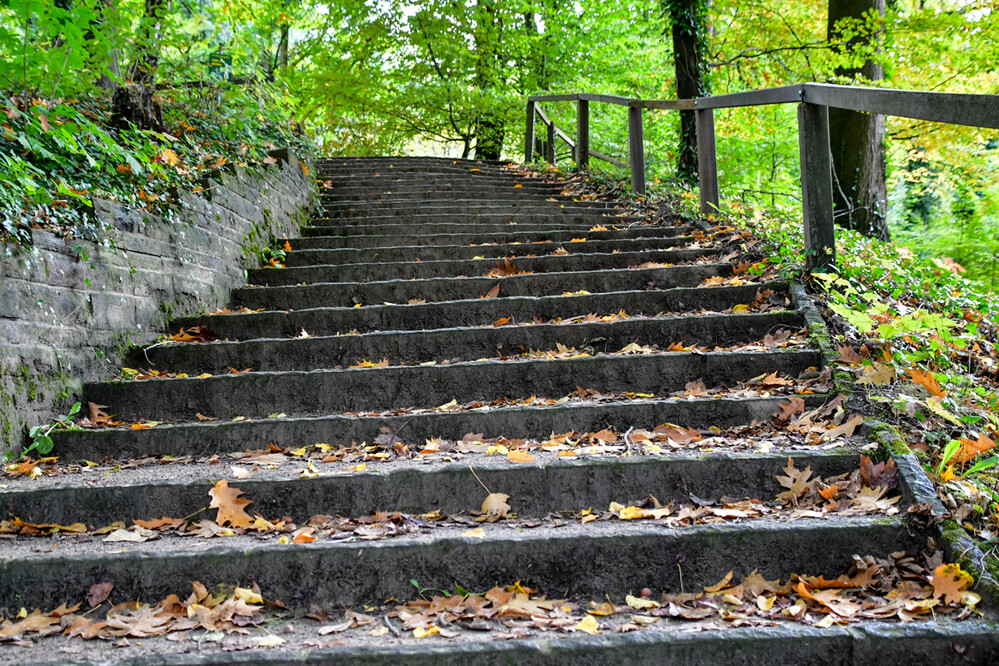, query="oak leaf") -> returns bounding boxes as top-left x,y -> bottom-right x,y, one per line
776,458 -> 814,505
209,480 -> 254,528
